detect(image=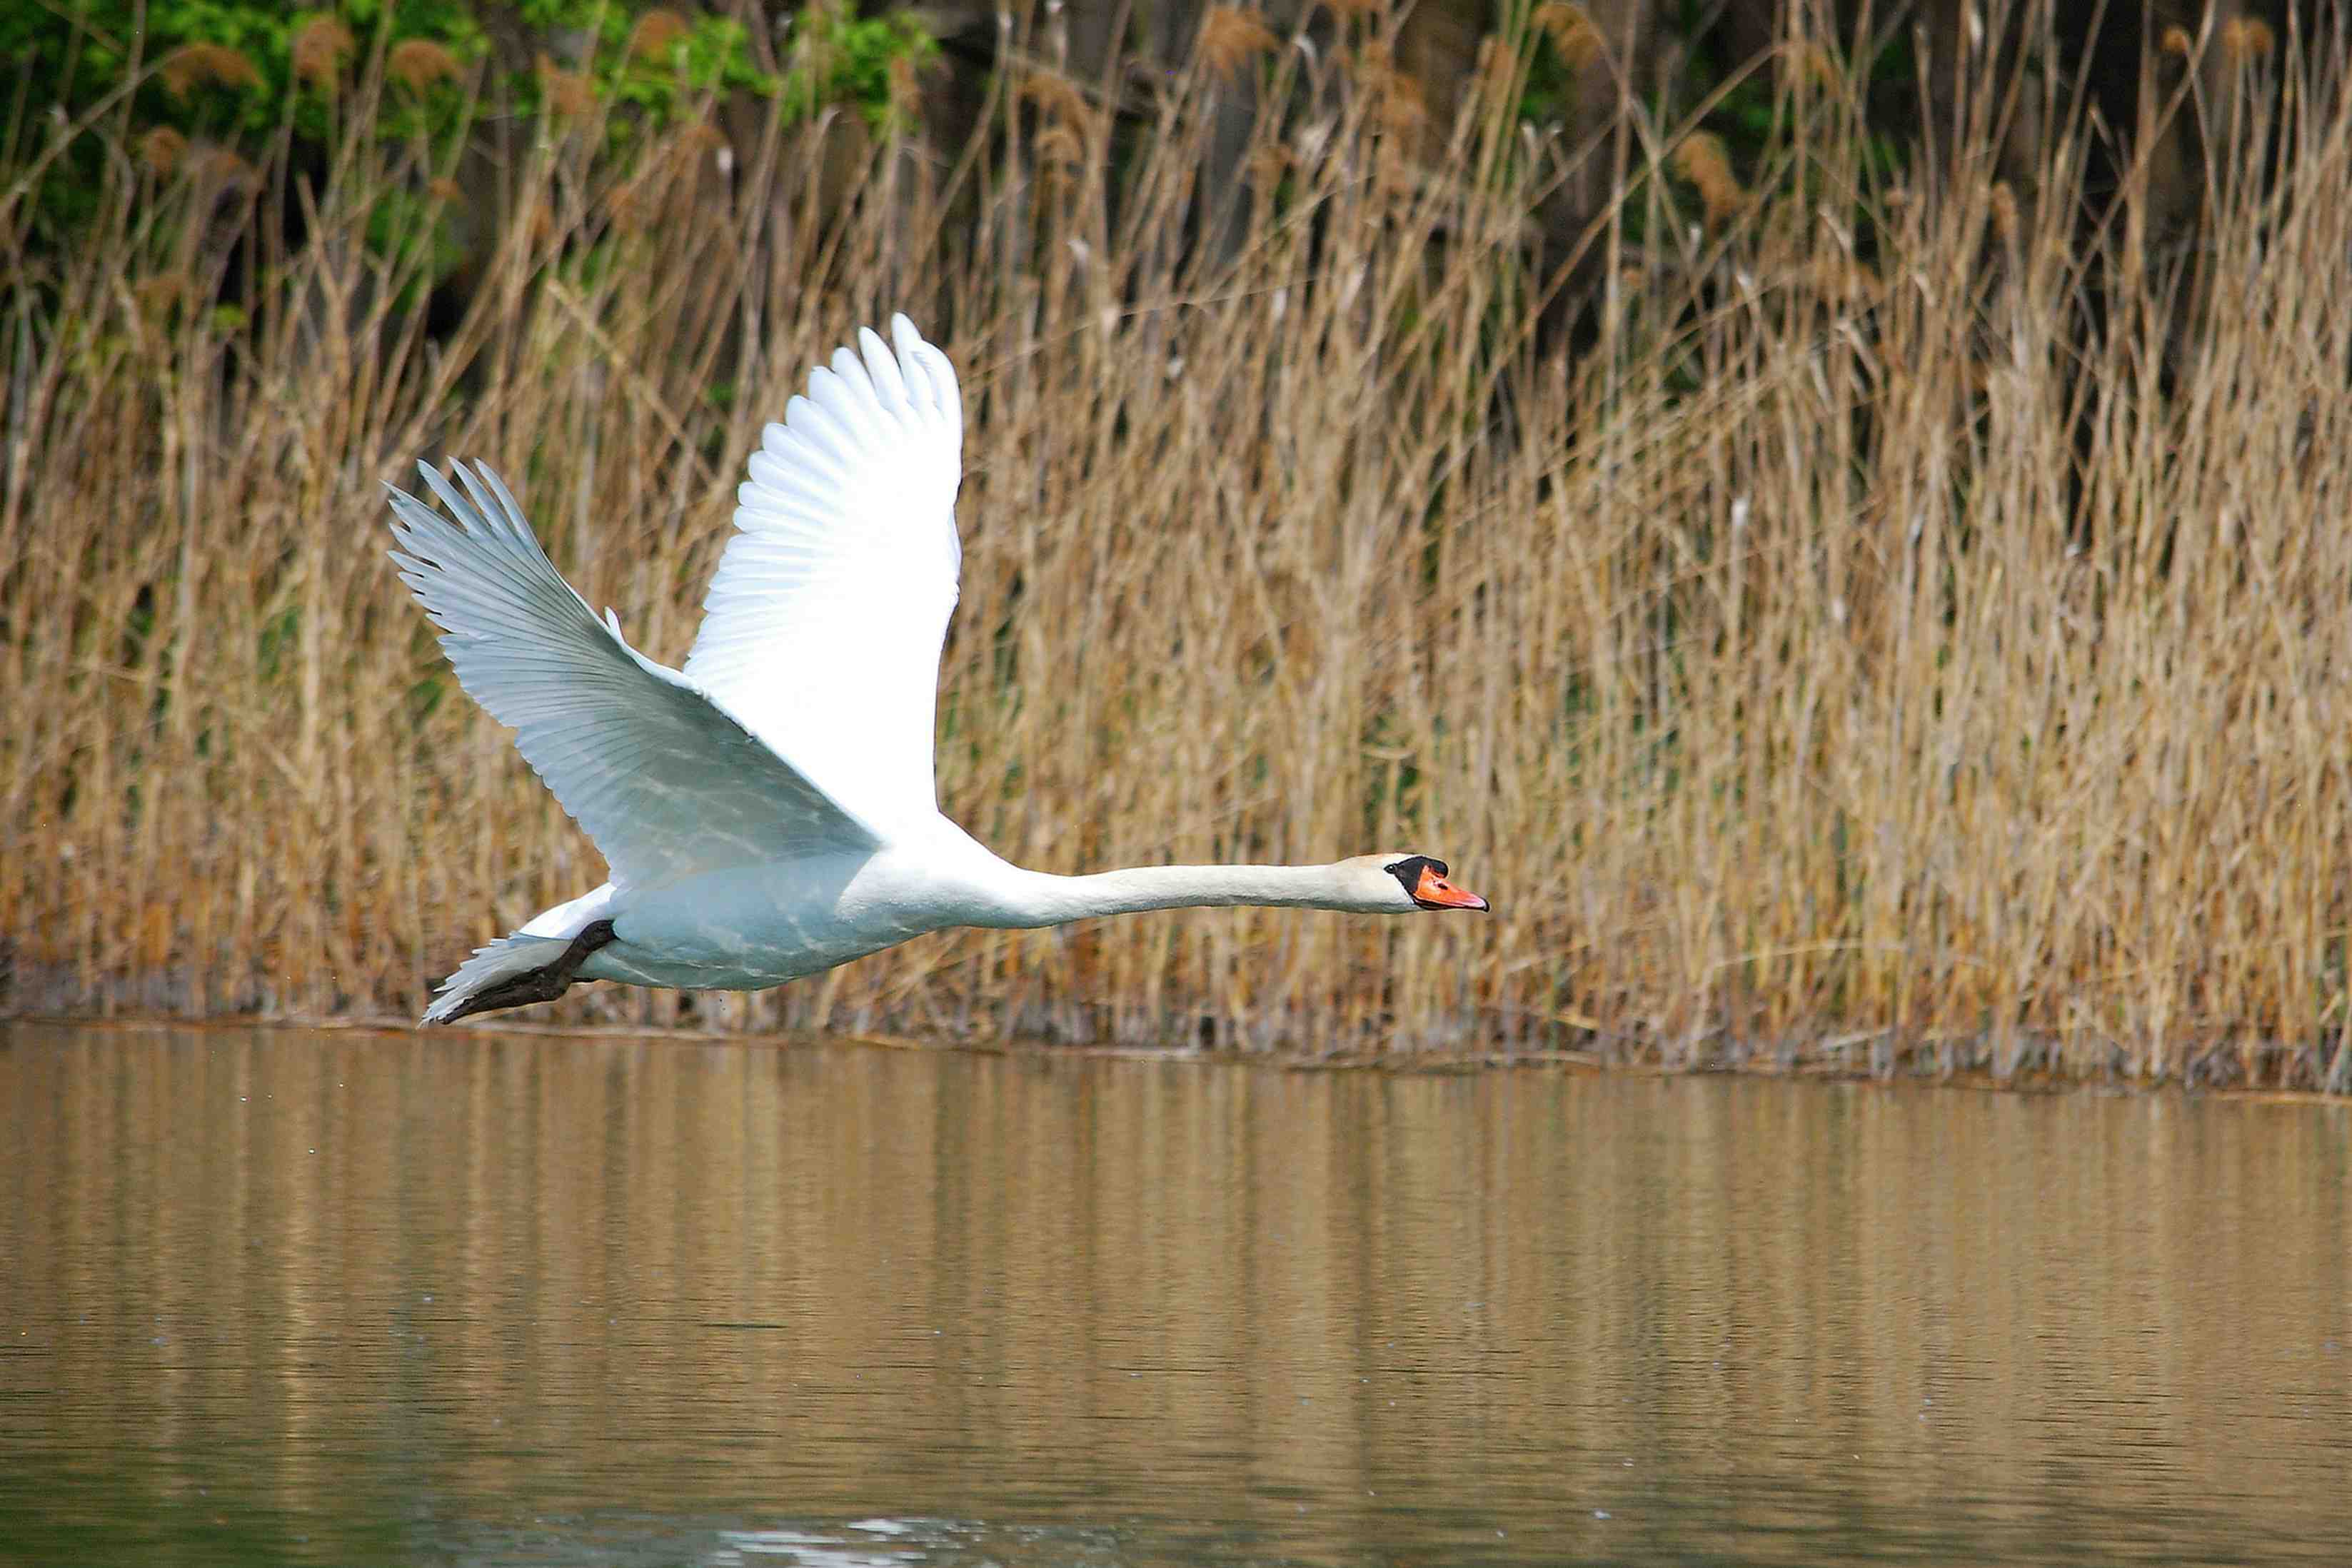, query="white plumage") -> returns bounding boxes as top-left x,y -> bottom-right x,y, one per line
387,314 -> 1486,1025
685,318 -> 965,833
